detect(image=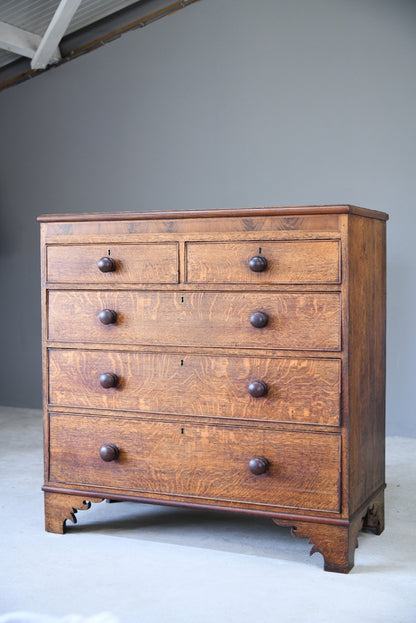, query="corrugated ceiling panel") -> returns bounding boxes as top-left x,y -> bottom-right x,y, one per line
0,0 -> 141,68
69,1 -> 144,34
0,50 -> 18,68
